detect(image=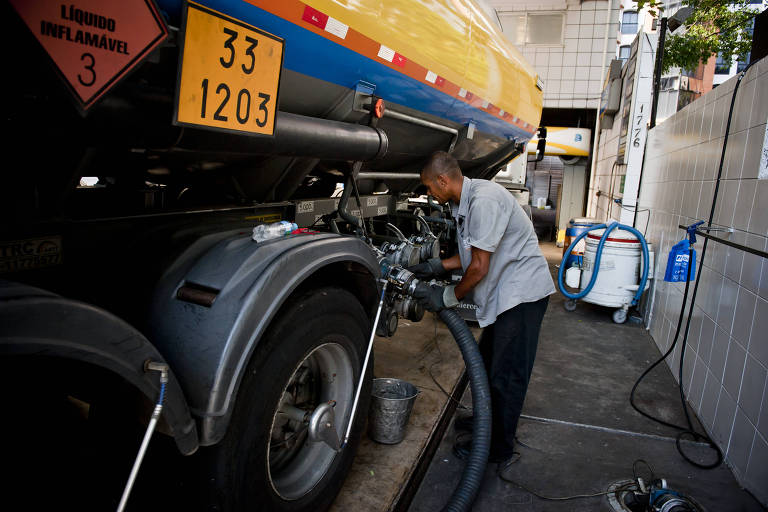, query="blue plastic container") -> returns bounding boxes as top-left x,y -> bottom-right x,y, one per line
563,218 -> 598,268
